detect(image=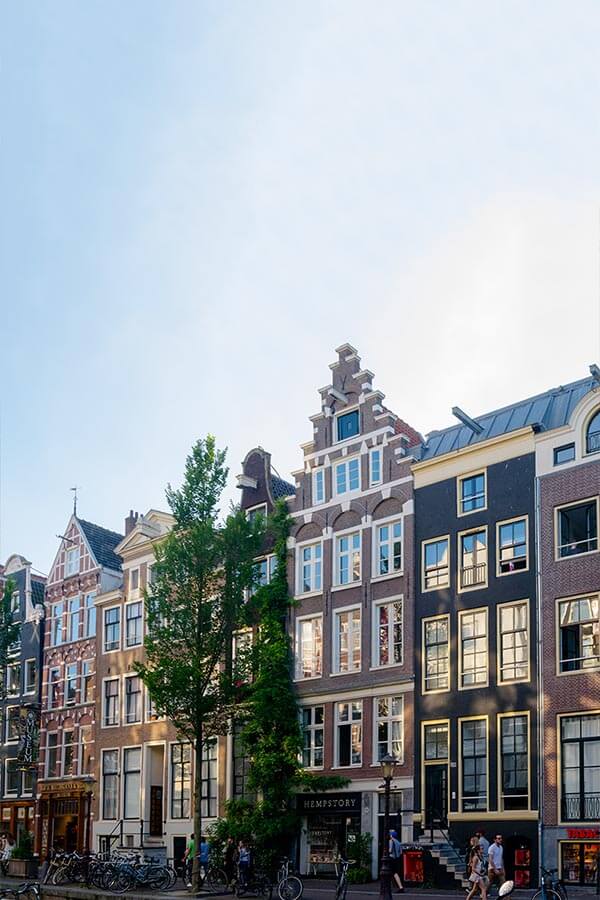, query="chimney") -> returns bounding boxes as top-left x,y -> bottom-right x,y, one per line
125,510 -> 139,535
